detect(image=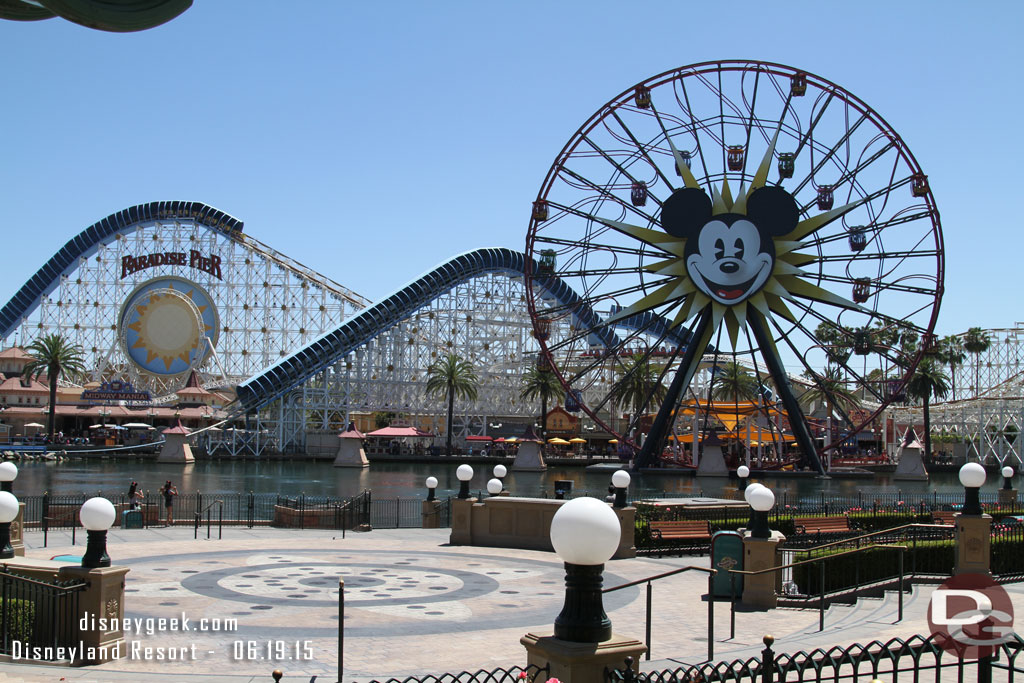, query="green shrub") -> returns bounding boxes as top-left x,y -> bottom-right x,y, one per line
2,598 -> 34,643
